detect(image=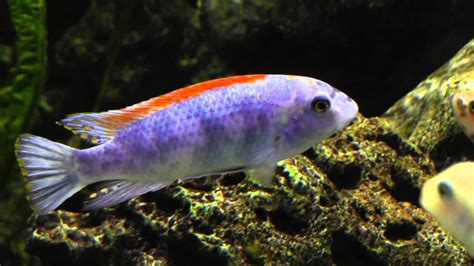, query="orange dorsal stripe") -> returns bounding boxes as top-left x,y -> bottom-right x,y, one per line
60,74 -> 267,143
106,74 -> 267,124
